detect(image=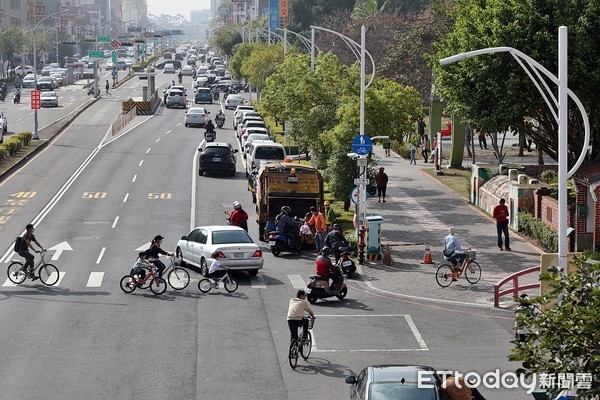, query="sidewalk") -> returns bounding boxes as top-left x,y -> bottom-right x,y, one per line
357,145 -> 542,308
